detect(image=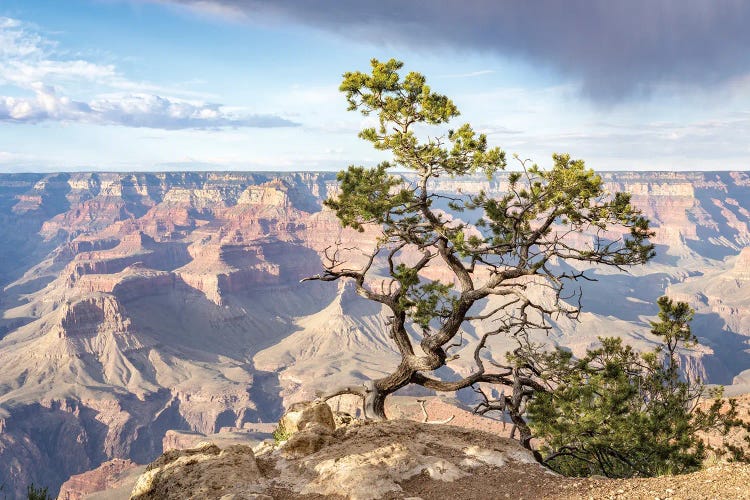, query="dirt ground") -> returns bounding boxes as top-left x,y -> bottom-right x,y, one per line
253,420 -> 750,500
